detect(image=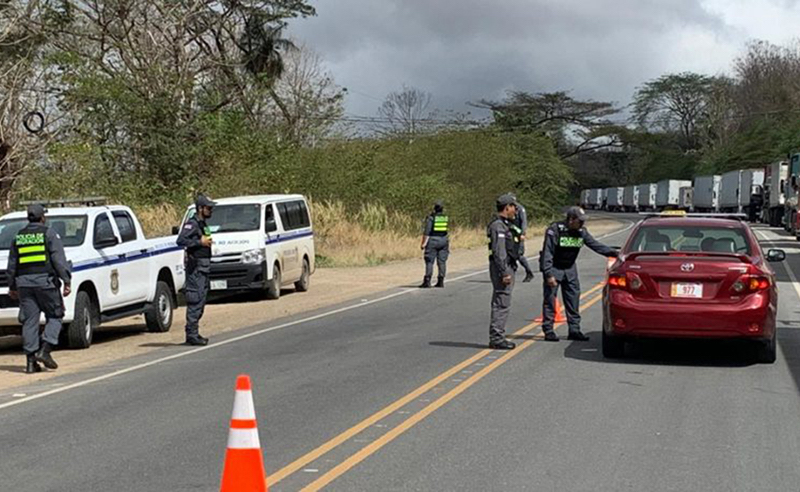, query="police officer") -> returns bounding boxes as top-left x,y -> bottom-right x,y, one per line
7,204 -> 72,374
510,196 -> 535,283
487,194 -> 519,350
177,194 -> 216,346
539,206 -> 618,342
419,200 -> 449,288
